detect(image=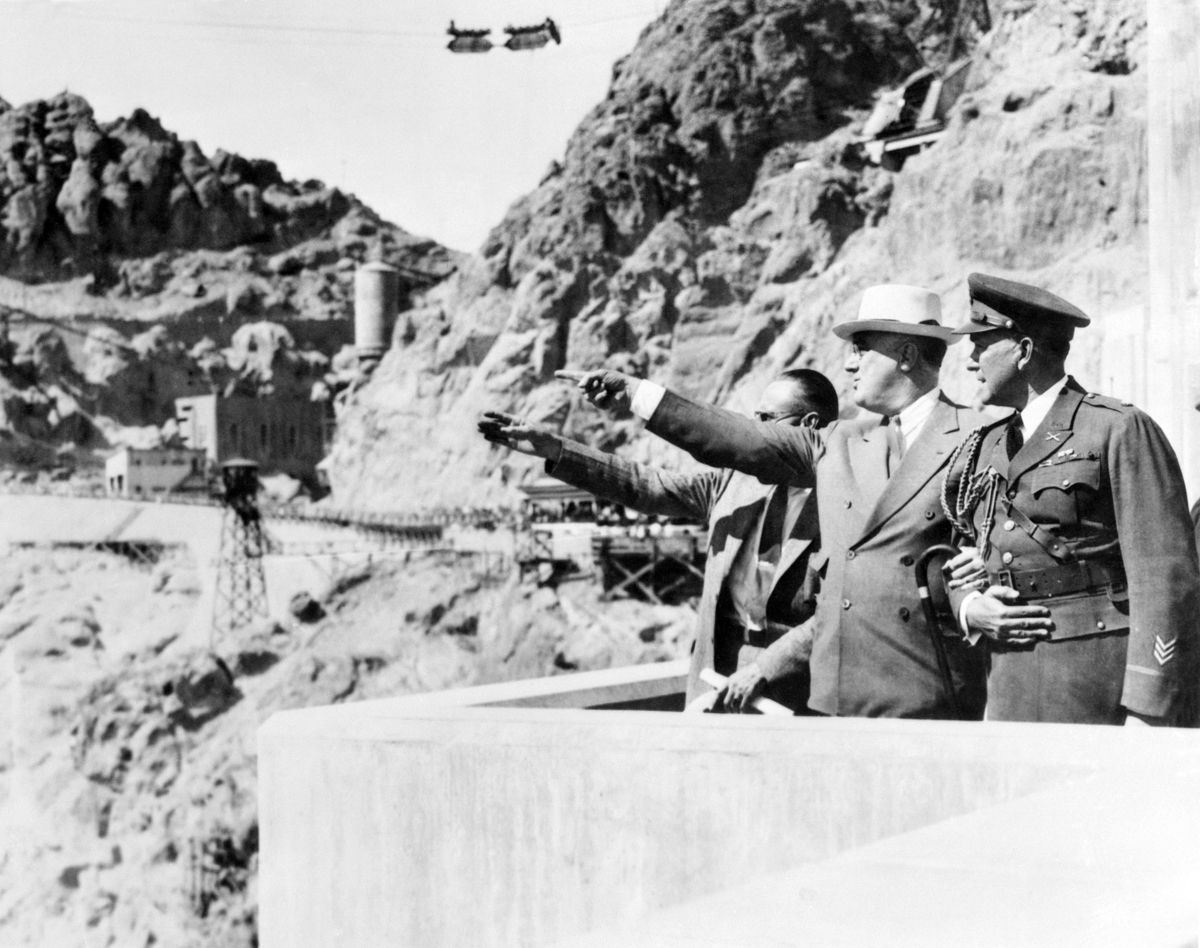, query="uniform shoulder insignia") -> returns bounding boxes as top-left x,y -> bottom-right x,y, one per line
1081,392 -> 1132,412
